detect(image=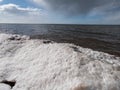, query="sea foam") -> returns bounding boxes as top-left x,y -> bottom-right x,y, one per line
0,33 -> 120,90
